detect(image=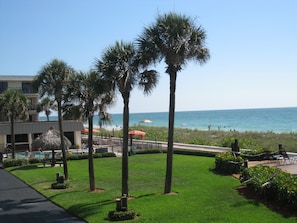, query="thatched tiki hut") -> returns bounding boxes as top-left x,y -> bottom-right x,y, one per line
32,127 -> 71,166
